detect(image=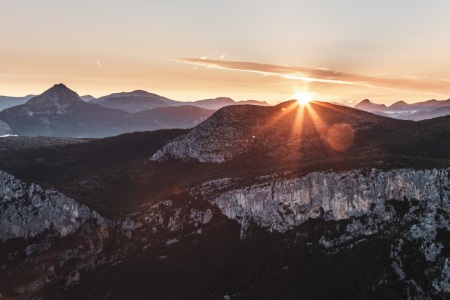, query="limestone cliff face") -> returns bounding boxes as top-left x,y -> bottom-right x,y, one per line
0,170 -> 107,241
0,119 -> 12,135
199,169 -> 450,233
